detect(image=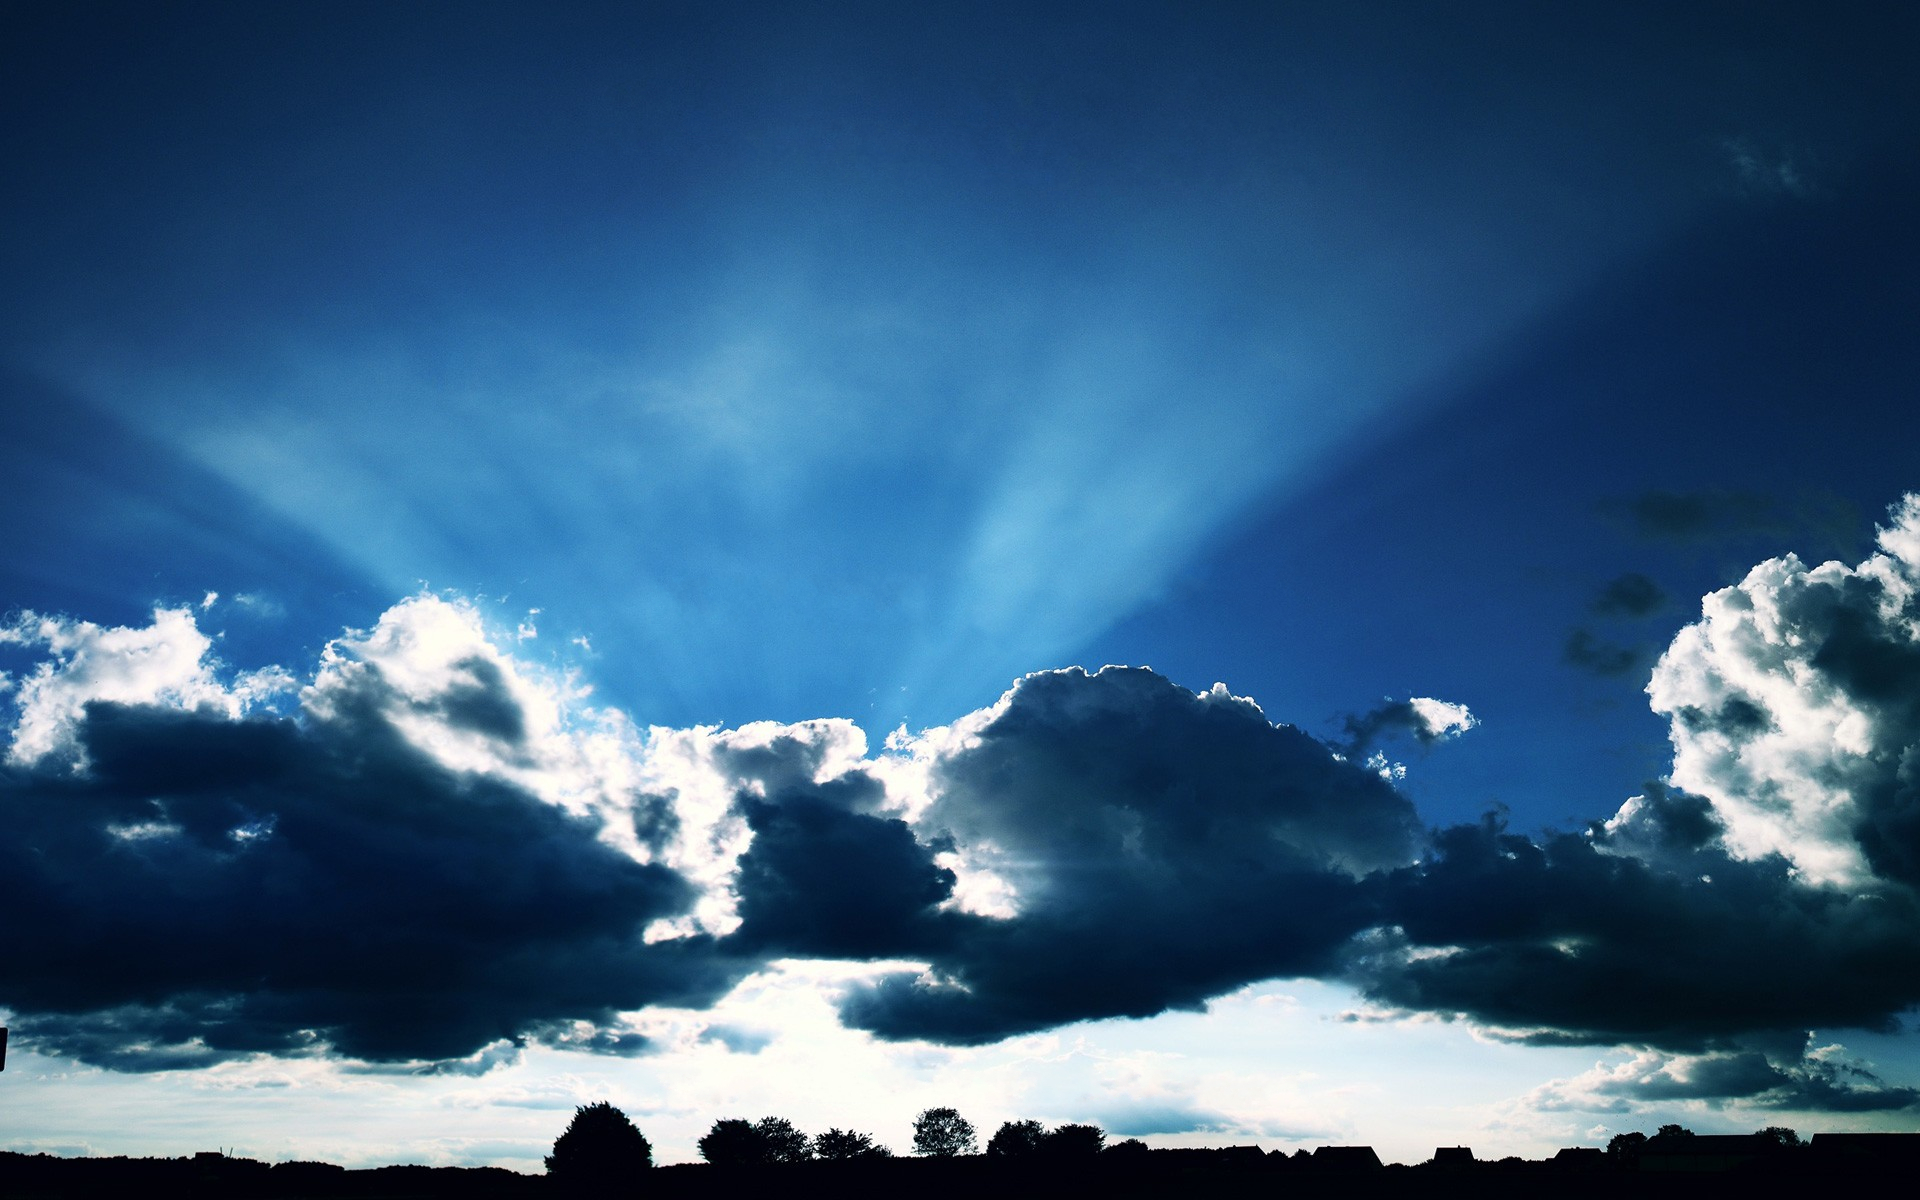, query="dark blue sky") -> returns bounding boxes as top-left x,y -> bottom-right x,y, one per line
7,0 -> 1915,828
4,0 -> 1919,1164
